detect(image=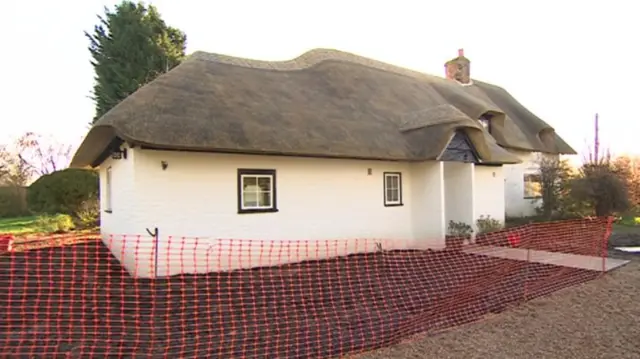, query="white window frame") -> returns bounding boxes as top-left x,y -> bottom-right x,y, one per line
238,169 -> 278,213
383,172 -> 403,206
105,166 -> 113,212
